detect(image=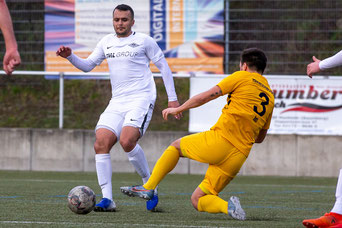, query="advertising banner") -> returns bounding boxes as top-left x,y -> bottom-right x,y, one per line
44,0 -> 224,73
189,75 -> 342,135
267,76 -> 342,135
